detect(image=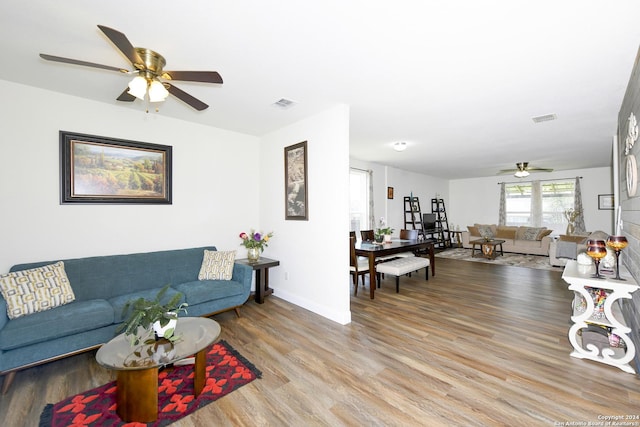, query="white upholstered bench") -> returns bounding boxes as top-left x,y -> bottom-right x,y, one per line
375,256 -> 430,293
